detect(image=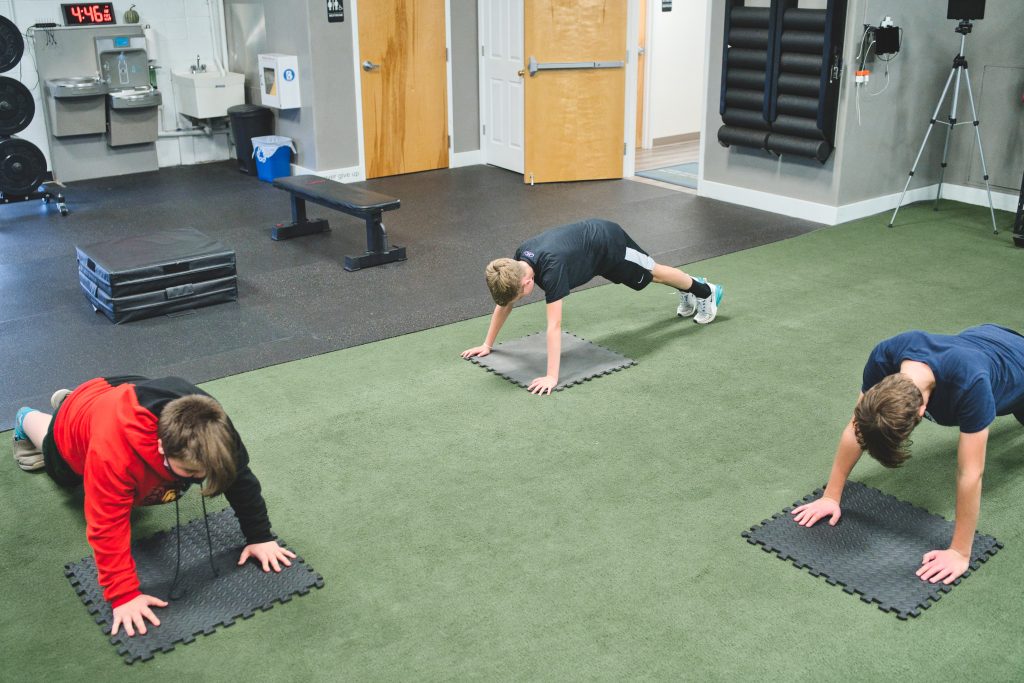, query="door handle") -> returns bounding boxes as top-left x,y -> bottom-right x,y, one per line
362,60 -> 381,72
517,69 -> 525,78
527,55 -> 625,77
